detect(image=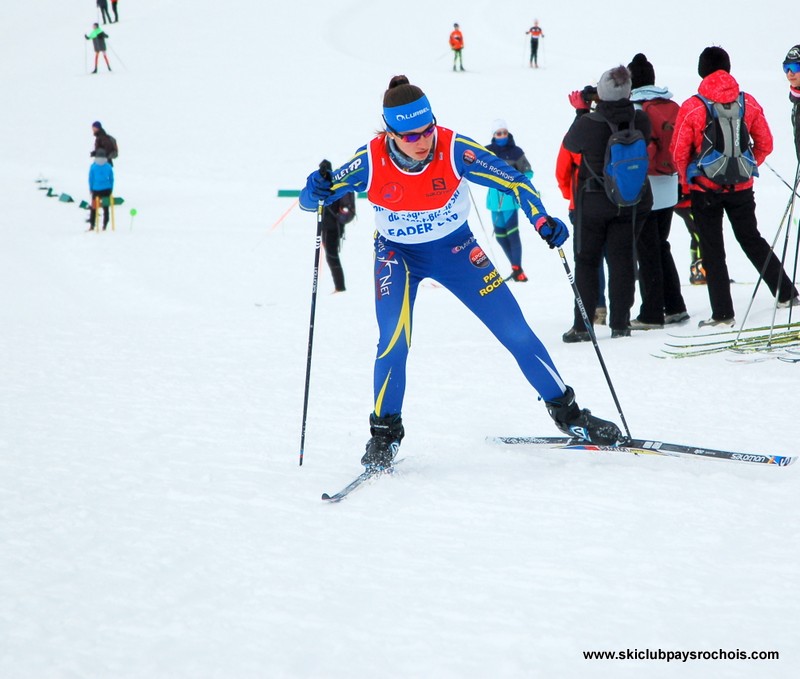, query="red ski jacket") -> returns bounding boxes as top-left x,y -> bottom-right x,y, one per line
671,70 -> 773,193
